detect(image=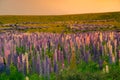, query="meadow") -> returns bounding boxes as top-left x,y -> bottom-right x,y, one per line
0,32 -> 120,80
0,12 -> 120,80
0,12 -> 120,33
